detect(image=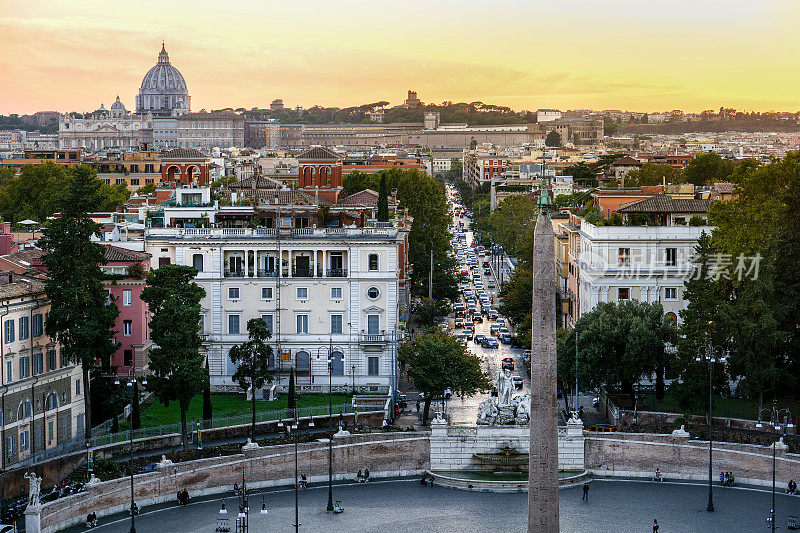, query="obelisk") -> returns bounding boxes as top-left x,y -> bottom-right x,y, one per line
528,190 -> 559,532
